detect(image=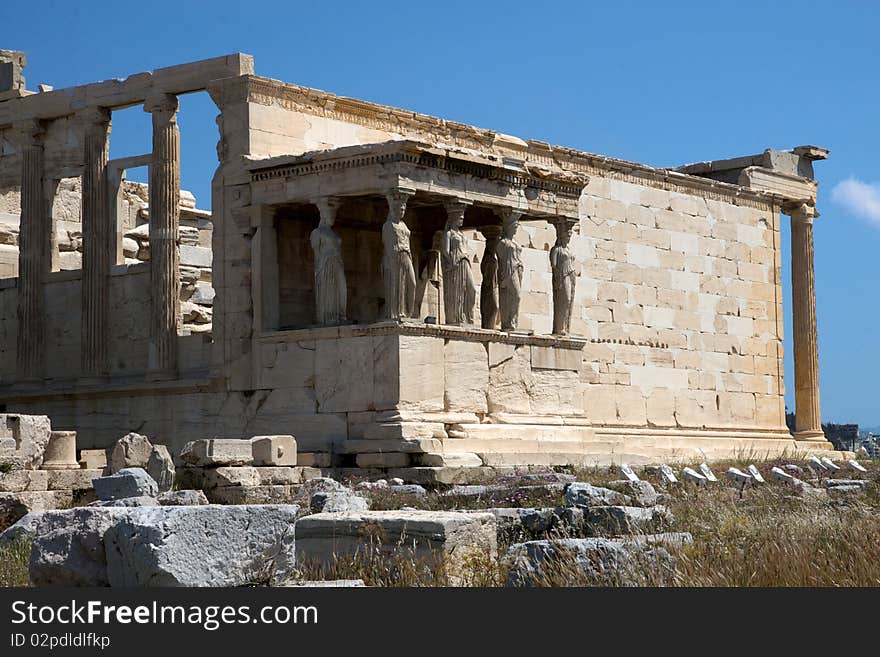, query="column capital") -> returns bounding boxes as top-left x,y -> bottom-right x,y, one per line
11,119 -> 44,147
784,201 -> 819,222
443,197 -> 472,215
385,187 -> 416,204
314,196 -> 343,220
144,93 -> 179,115
495,207 -> 523,225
